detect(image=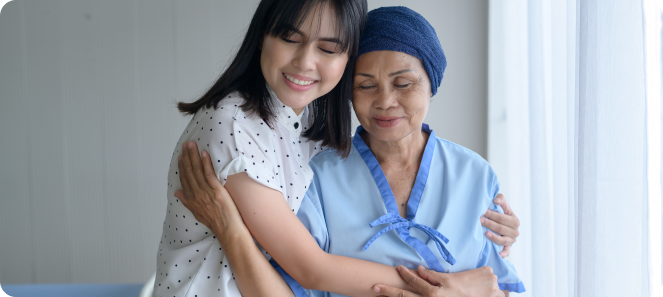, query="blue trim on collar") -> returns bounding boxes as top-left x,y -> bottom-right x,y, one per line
406,124 -> 436,220
353,124 -> 454,272
352,127 -> 399,214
